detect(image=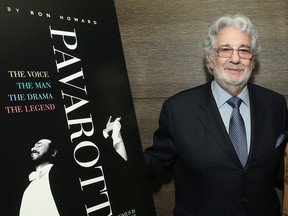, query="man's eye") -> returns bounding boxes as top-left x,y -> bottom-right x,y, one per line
239,49 -> 250,53
220,48 -> 232,52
